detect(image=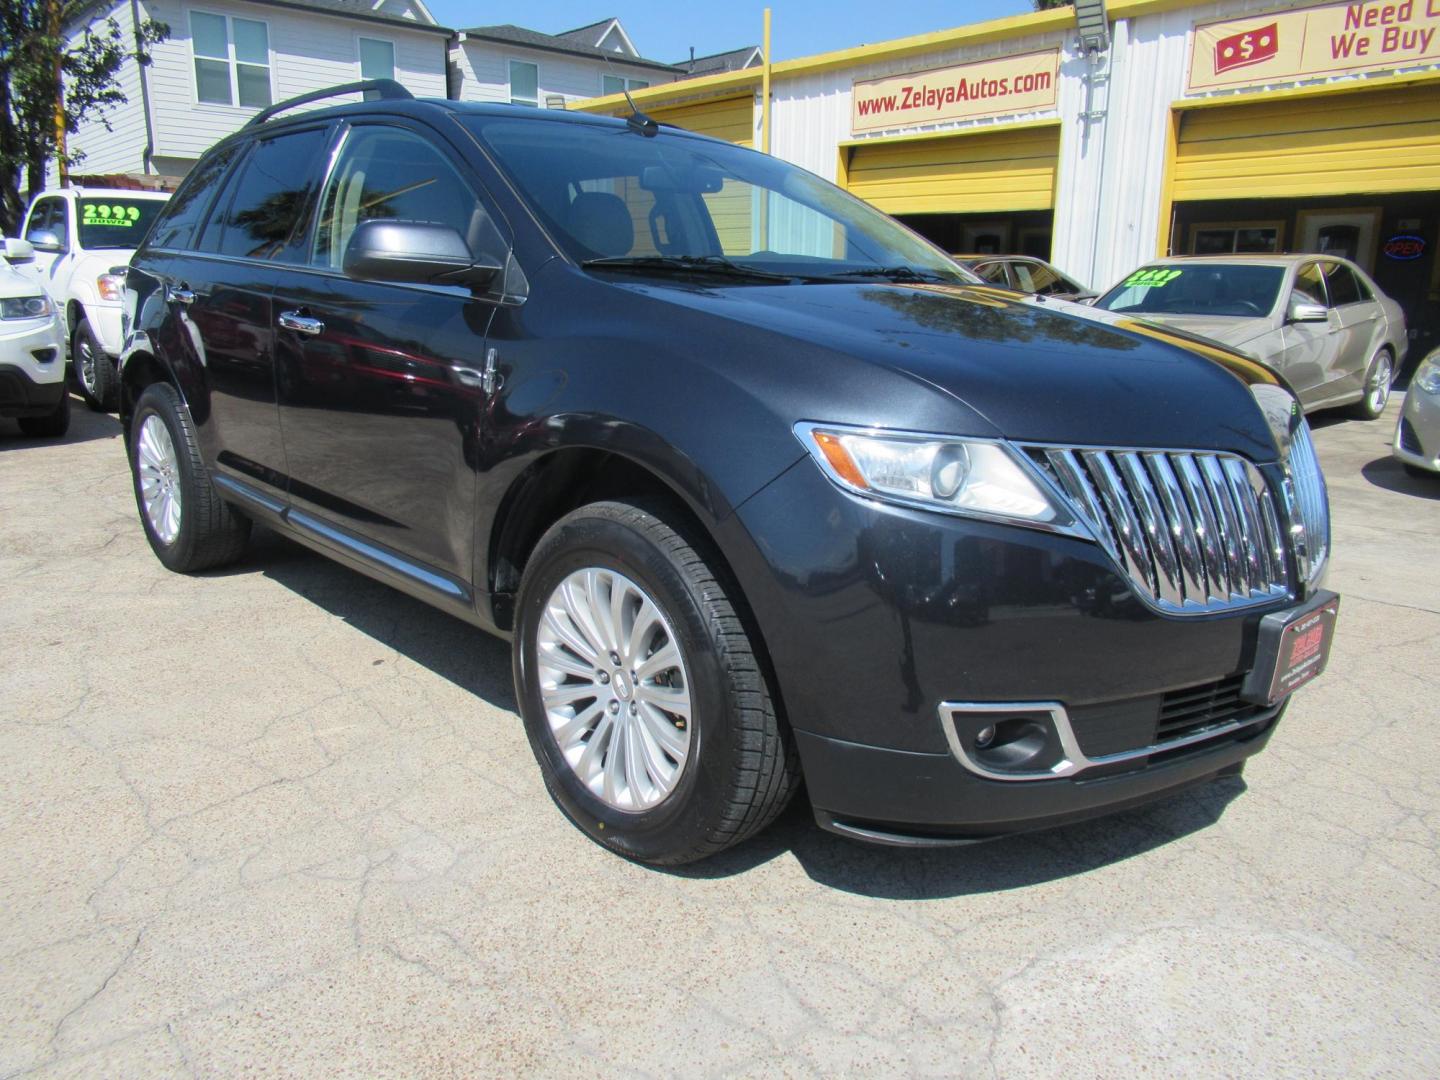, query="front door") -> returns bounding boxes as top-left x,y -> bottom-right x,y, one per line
1276,261 -> 1335,405
271,121 -> 513,595
20,197 -> 75,319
